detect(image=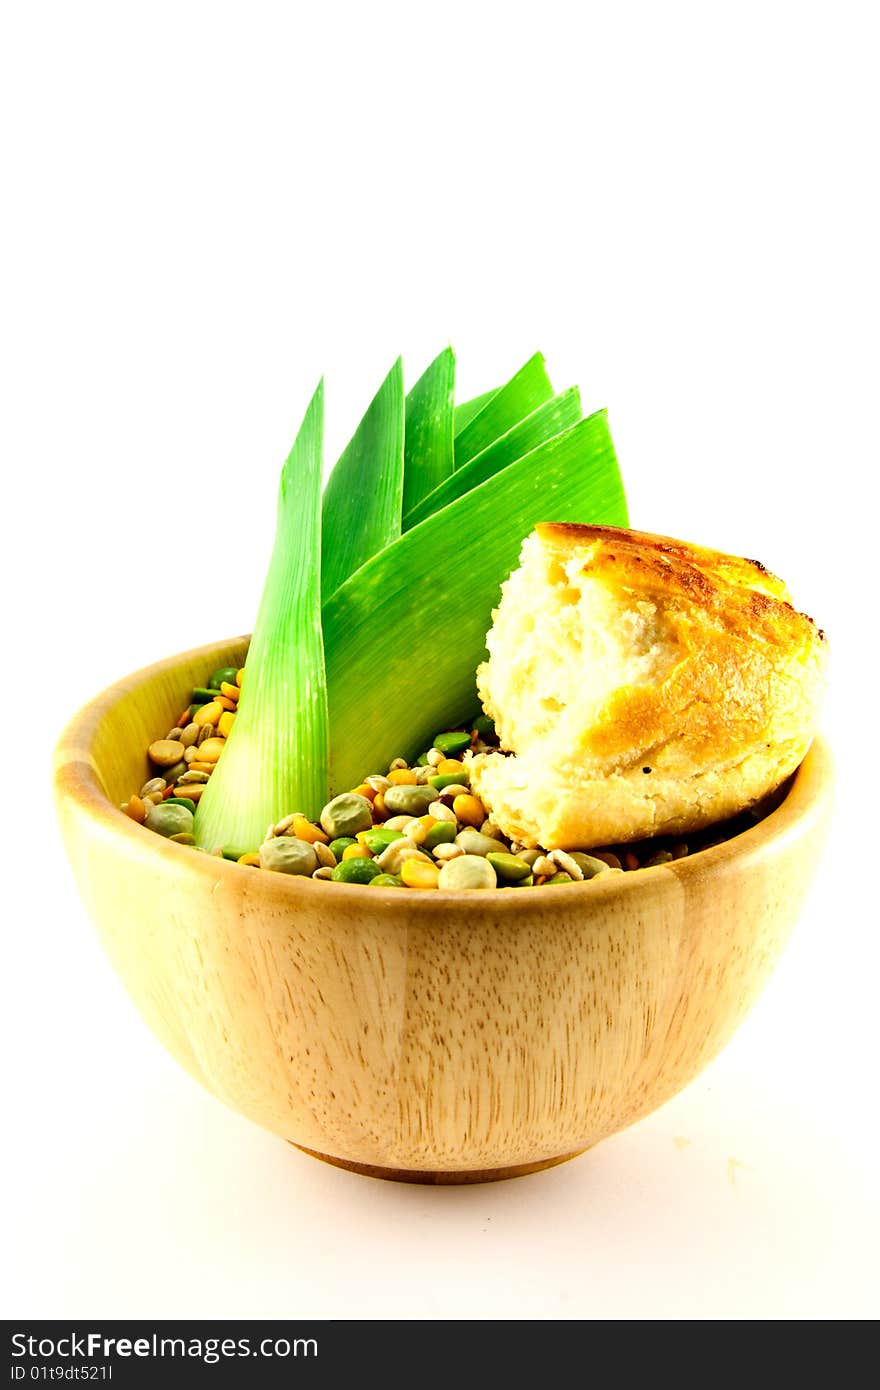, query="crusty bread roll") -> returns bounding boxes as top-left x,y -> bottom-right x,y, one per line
468,522 -> 828,849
